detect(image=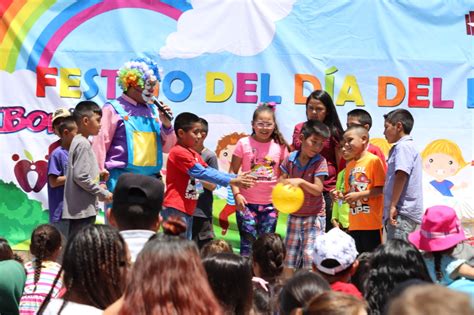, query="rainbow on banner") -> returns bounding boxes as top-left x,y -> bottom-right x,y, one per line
0,0 -> 184,73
